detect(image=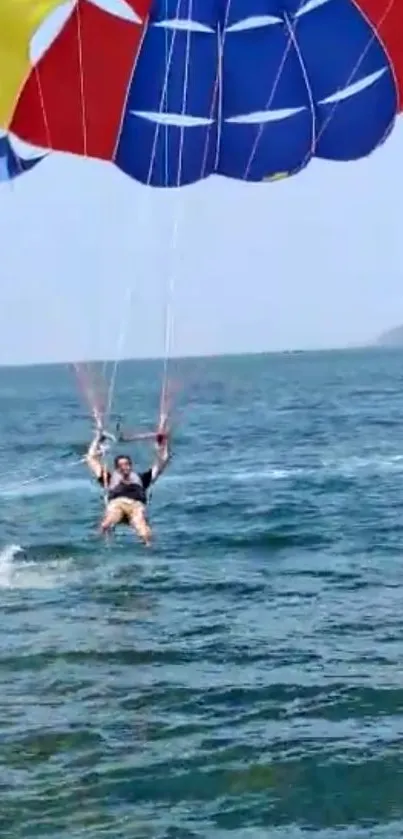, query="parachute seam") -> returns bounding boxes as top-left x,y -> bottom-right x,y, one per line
76,0 -> 88,156
112,8 -> 150,162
